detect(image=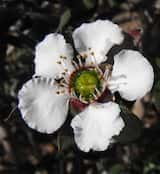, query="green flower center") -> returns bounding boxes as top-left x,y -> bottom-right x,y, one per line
71,69 -> 101,102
